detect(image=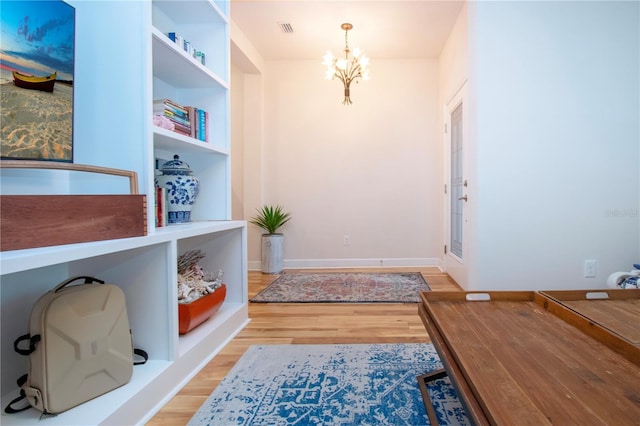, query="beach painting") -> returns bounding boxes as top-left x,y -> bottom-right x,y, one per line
1,0 -> 75,162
